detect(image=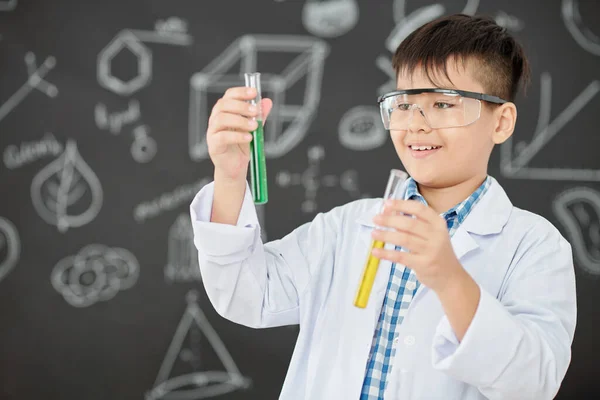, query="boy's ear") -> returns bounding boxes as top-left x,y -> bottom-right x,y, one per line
492,102 -> 517,144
